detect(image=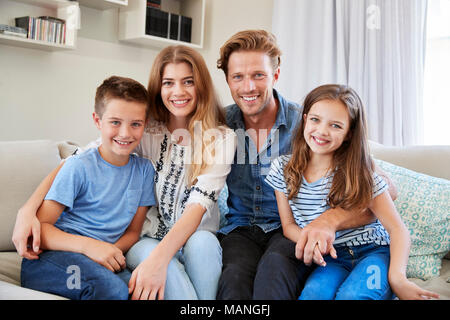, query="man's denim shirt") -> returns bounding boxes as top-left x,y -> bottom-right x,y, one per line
219,89 -> 303,235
